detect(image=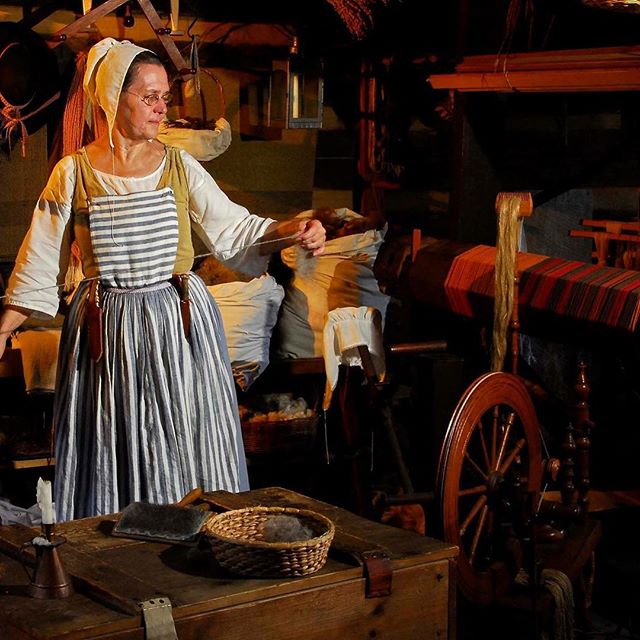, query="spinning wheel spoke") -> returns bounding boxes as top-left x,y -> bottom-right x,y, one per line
491,407 -> 499,464
495,410 -> 516,470
469,505 -> 489,564
498,438 -> 526,476
460,495 -> 487,536
459,484 -> 487,497
478,421 -> 491,471
464,451 -> 487,480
